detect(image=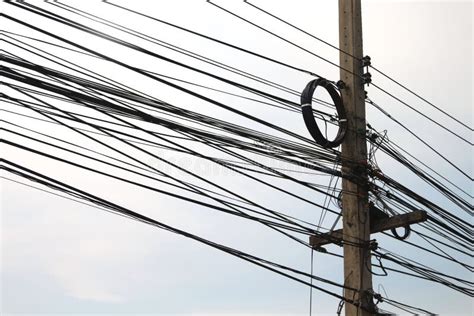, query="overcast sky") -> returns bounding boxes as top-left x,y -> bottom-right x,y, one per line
1,0 -> 472,315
